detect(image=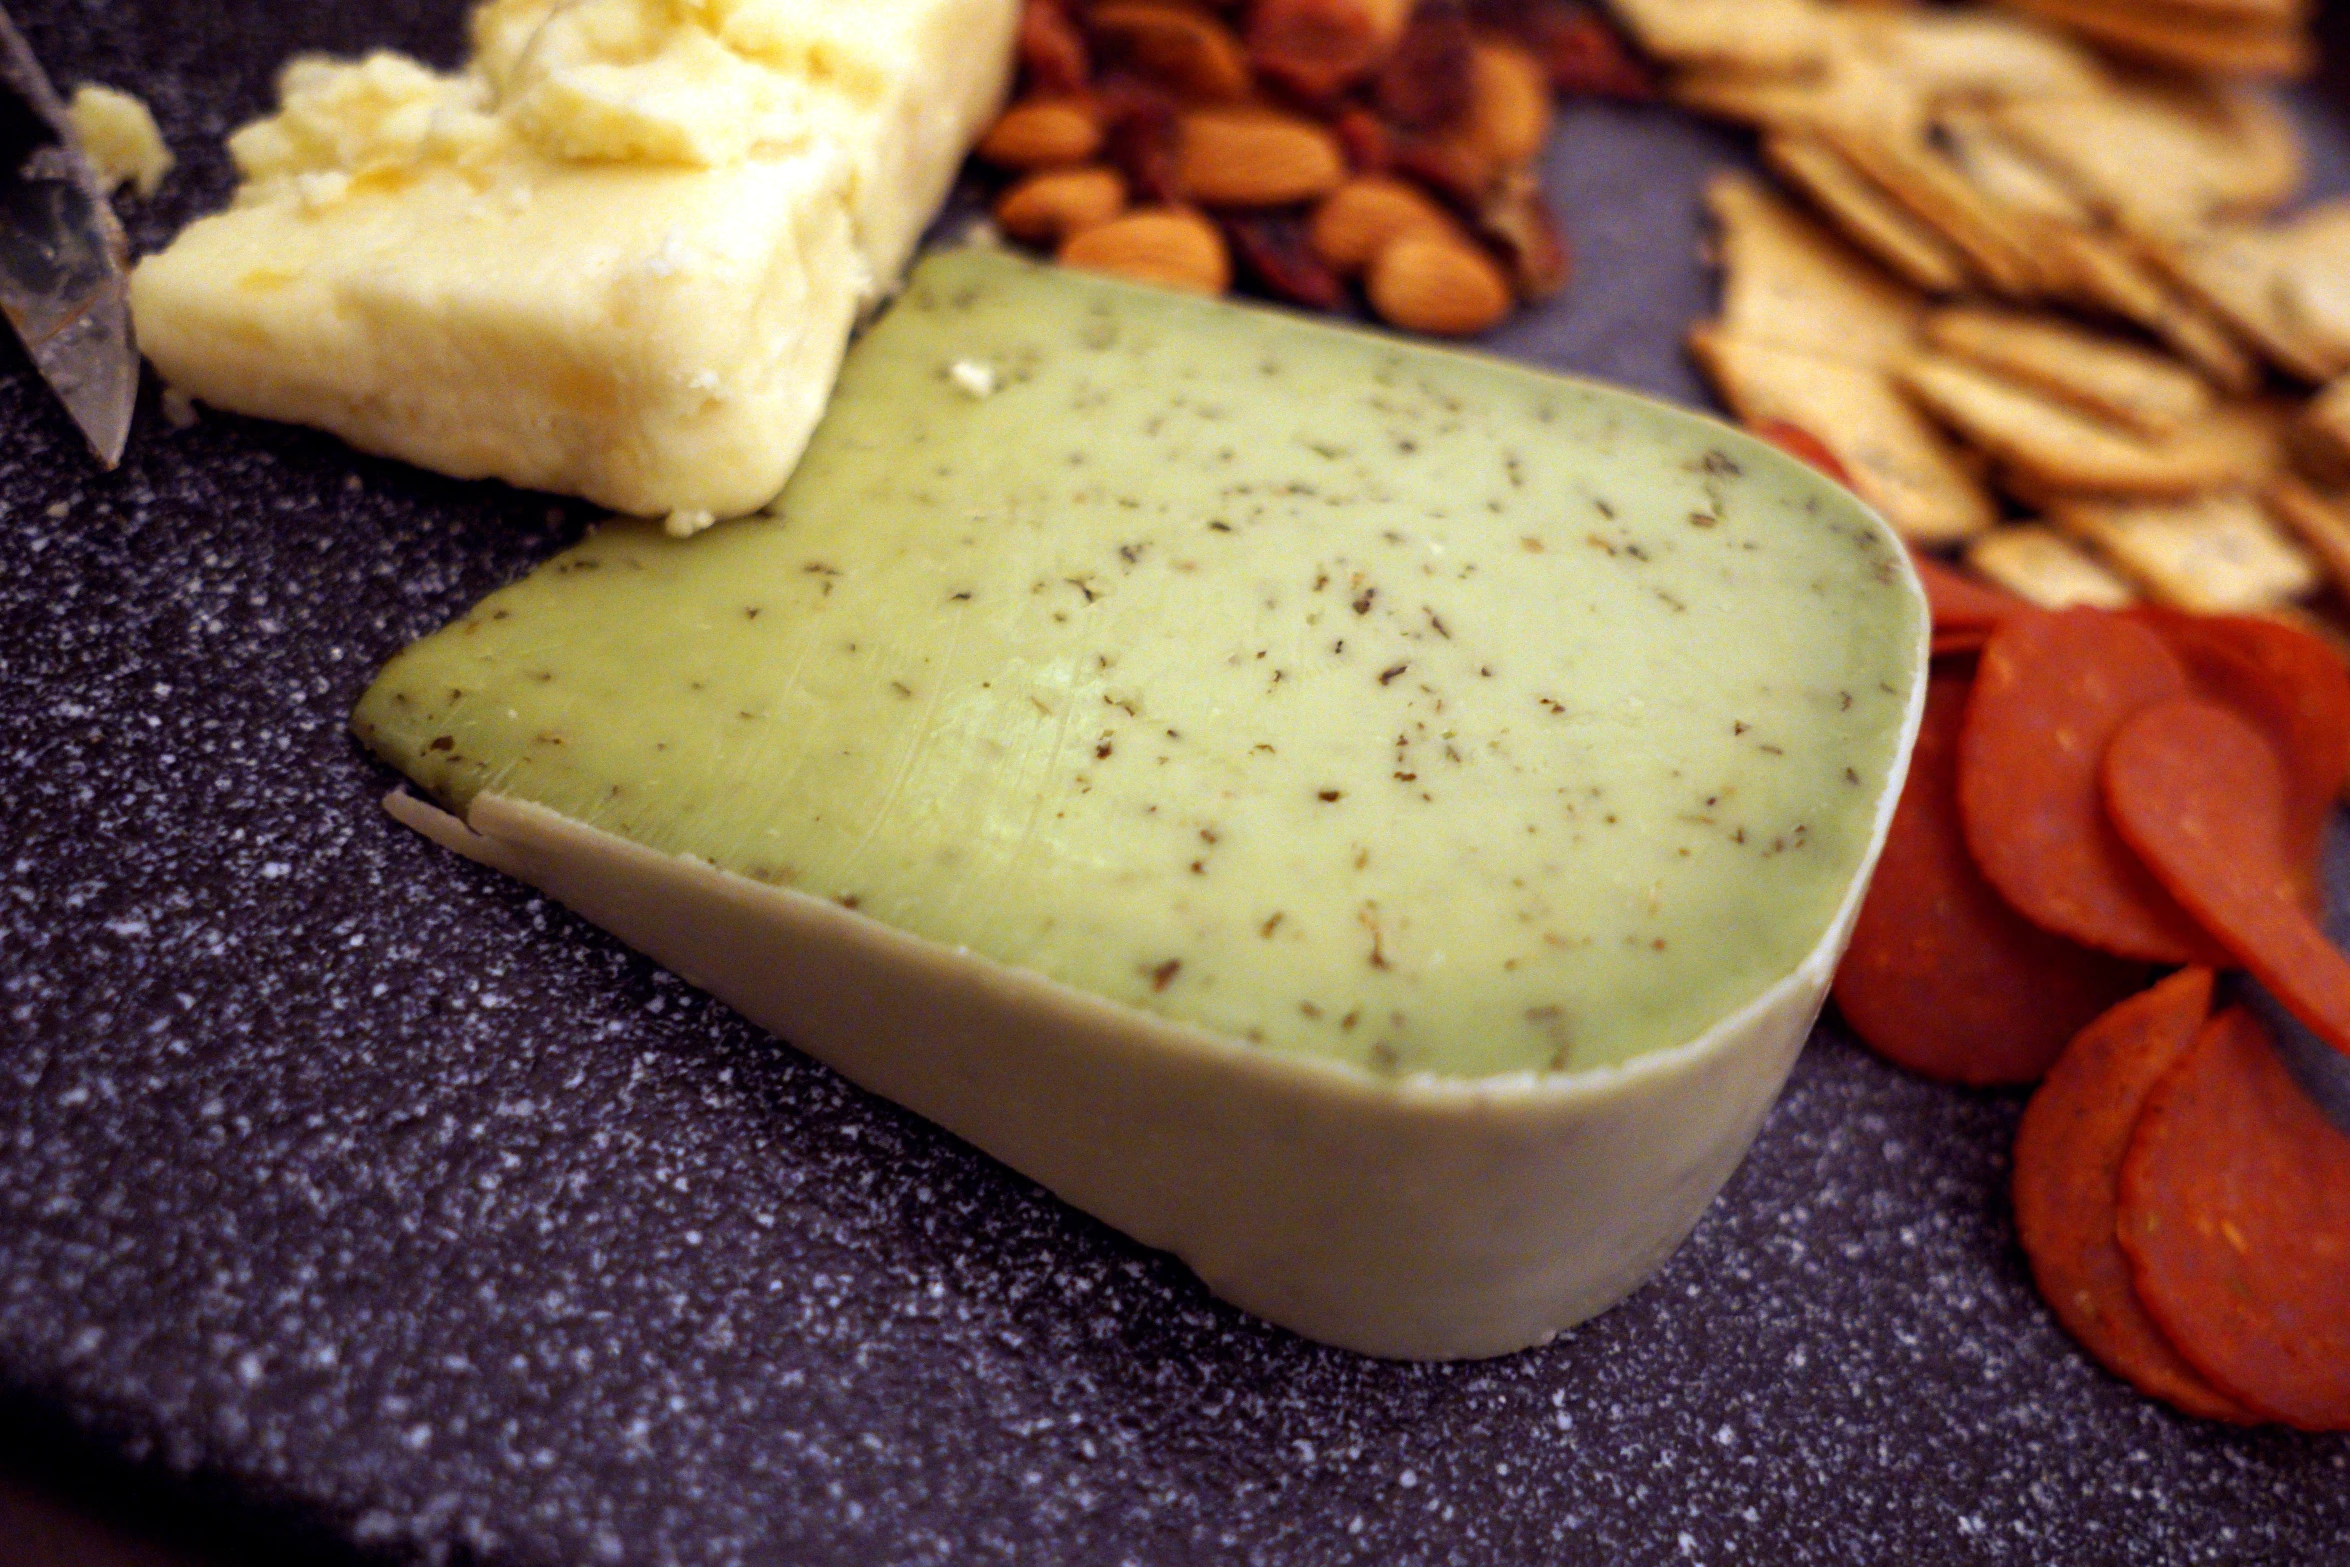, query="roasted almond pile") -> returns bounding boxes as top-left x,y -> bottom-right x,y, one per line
1642,0 -> 2350,638
975,0 -> 1654,334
